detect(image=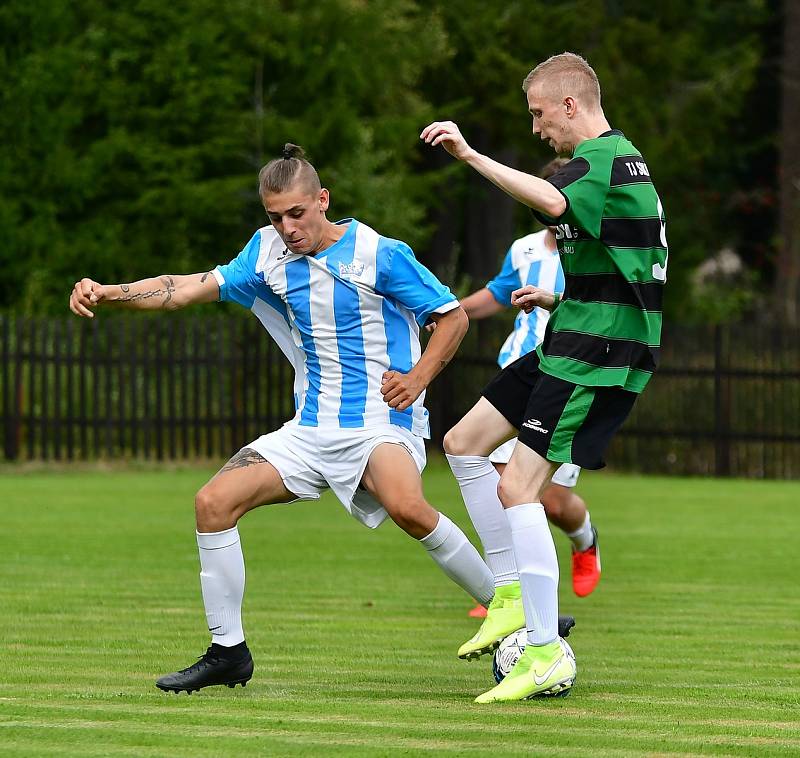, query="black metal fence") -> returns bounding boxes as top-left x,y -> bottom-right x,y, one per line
0,314 -> 295,462
1,314 -> 798,478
